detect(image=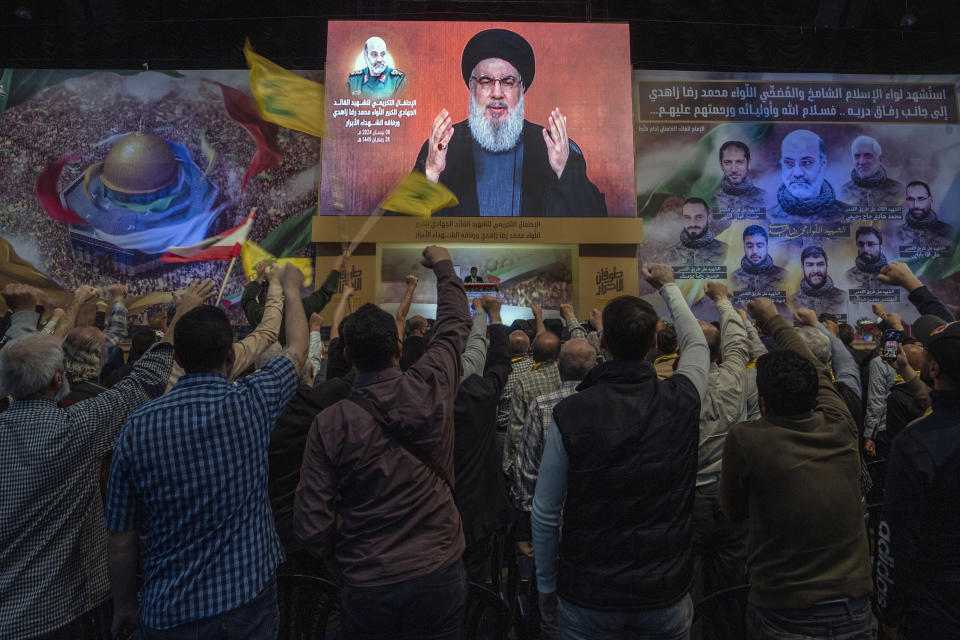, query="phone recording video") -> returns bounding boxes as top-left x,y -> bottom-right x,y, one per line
882,329 -> 903,362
